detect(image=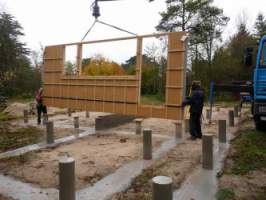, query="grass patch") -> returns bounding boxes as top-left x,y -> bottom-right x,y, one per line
0,125 -> 44,152
141,94 -> 165,106
216,188 -> 235,200
225,124 -> 266,175
9,96 -> 34,104
0,112 -> 18,121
